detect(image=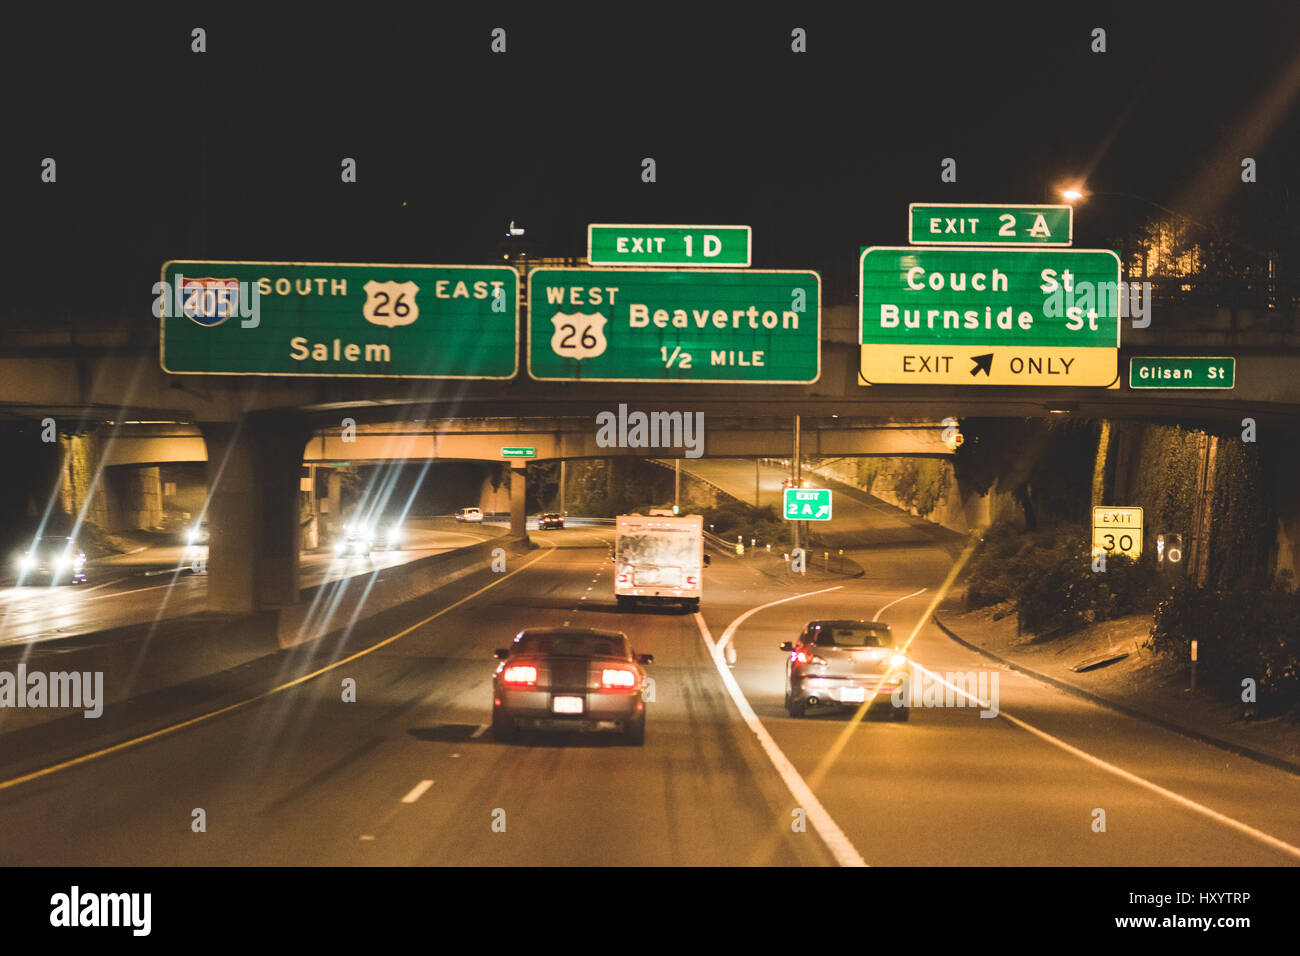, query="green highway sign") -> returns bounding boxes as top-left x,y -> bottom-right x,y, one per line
858,246 -> 1120,387
501,447 -> 536,458
909,204 -> 1073,246
160,261 -> 518,379
527,268 -> 820,383
1129,356 -> 1235,389
587,225 -> 751,266
784,488 -> 832,521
